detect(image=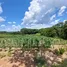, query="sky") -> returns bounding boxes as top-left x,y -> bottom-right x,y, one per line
0,0 -> 67,31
